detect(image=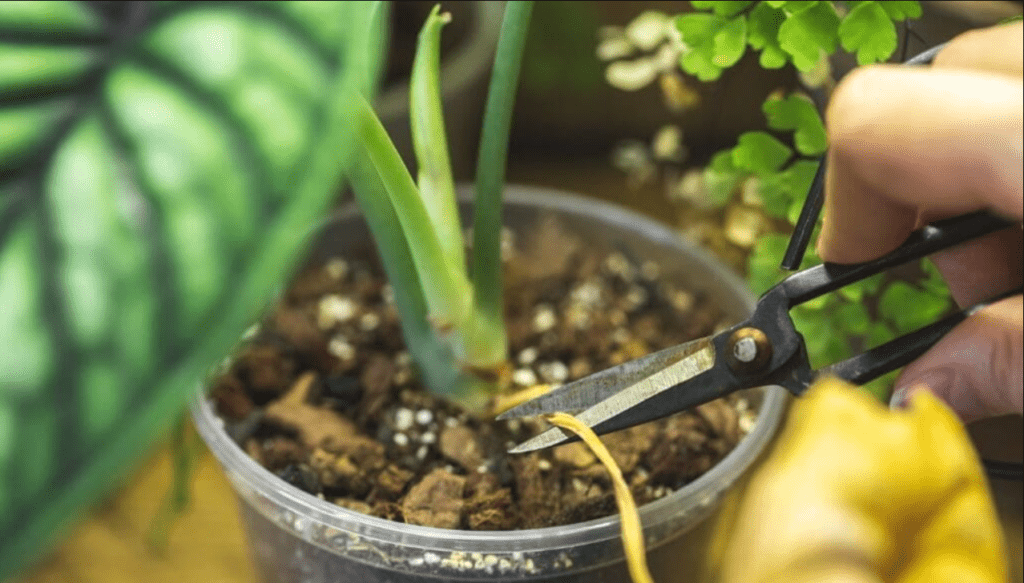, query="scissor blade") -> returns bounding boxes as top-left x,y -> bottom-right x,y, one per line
497,338 -> 713,421
508,340 -> 717,454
